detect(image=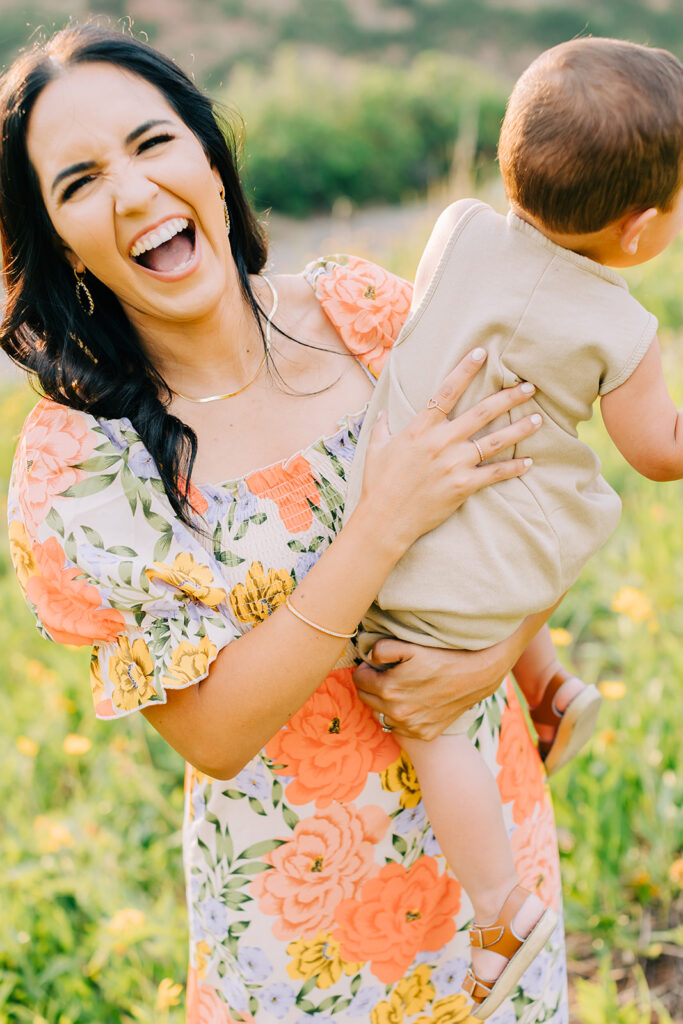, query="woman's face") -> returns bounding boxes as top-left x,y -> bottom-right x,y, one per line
27,62 -> 231,325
